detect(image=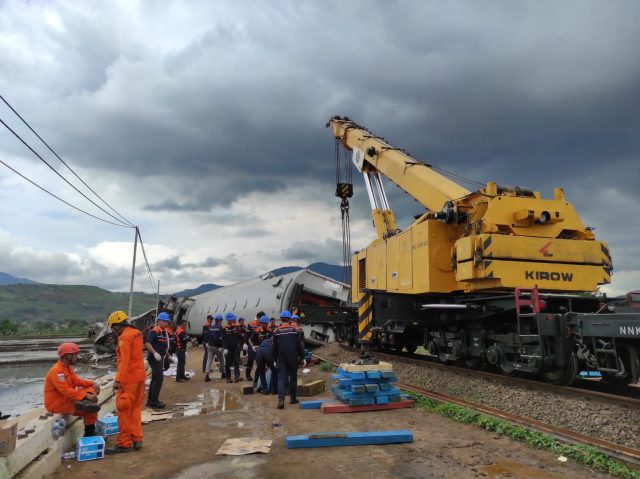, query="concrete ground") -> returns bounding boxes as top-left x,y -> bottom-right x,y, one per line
51,348 -> 611,479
